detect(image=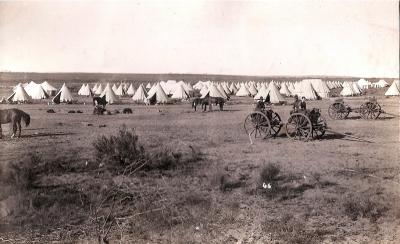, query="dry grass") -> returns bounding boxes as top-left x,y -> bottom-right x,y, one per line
0,93 -> 399,243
